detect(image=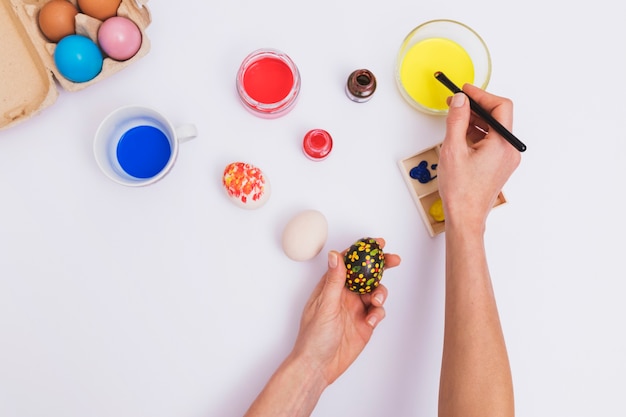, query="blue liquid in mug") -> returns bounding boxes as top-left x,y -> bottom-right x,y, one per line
116,125 -> 172,179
